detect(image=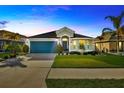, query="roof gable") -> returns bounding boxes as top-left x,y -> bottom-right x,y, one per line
56,27 -> 74,37
29,31 -> 57,38
29,27 -> 92,38
95,31 -> 116,41
74,33 -> 92,38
